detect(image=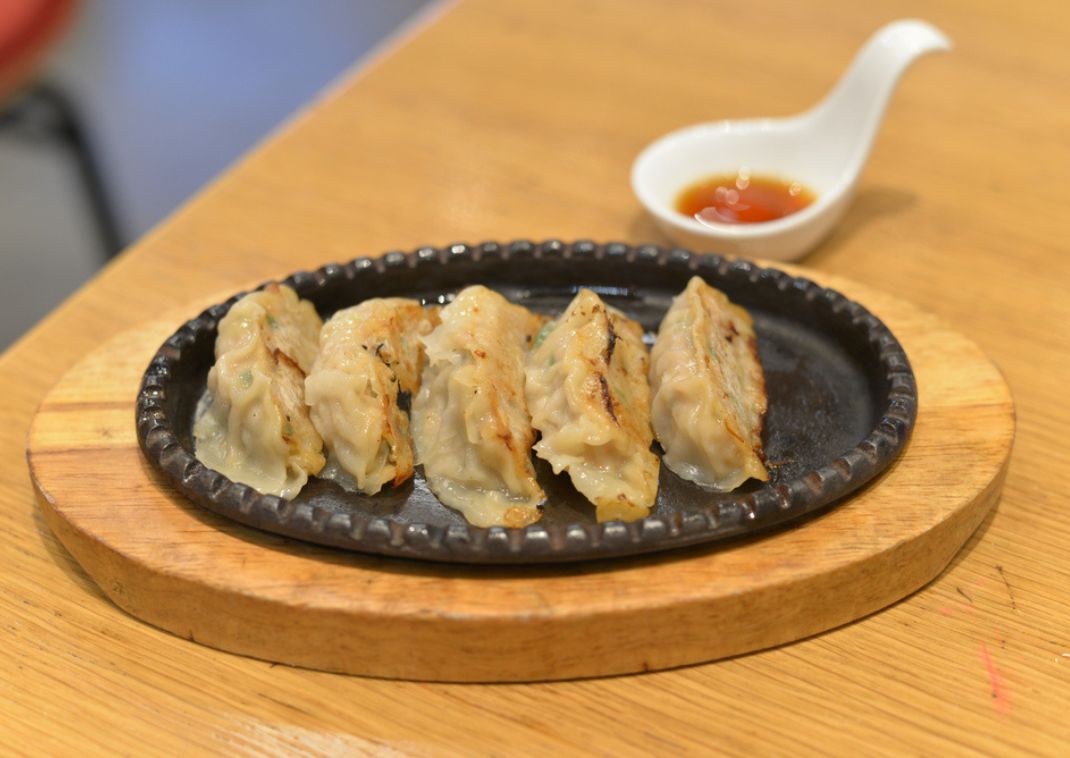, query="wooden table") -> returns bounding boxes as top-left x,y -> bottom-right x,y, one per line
3,0 -> 1068,752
